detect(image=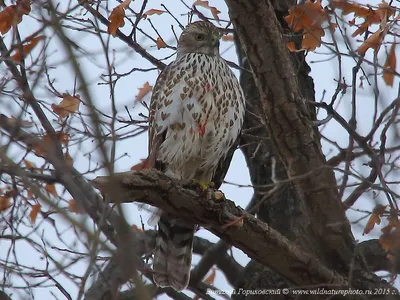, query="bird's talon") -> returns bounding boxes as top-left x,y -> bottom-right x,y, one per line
192,179 -> 211,191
